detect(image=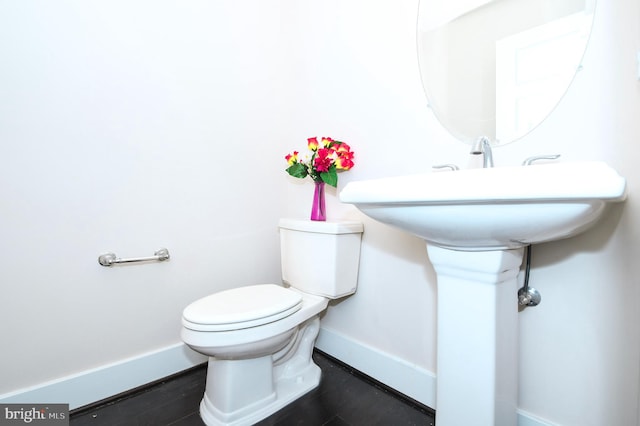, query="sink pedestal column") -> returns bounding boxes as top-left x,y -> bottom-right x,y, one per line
427,245 -> 524,426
